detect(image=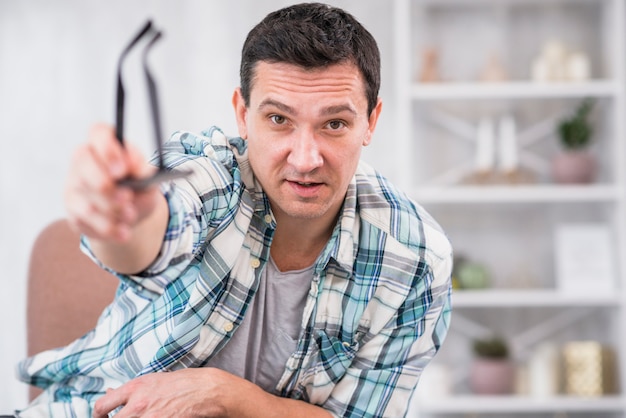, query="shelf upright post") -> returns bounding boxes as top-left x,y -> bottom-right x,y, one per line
607,0 -> 626,410
393,0 -> 413,191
